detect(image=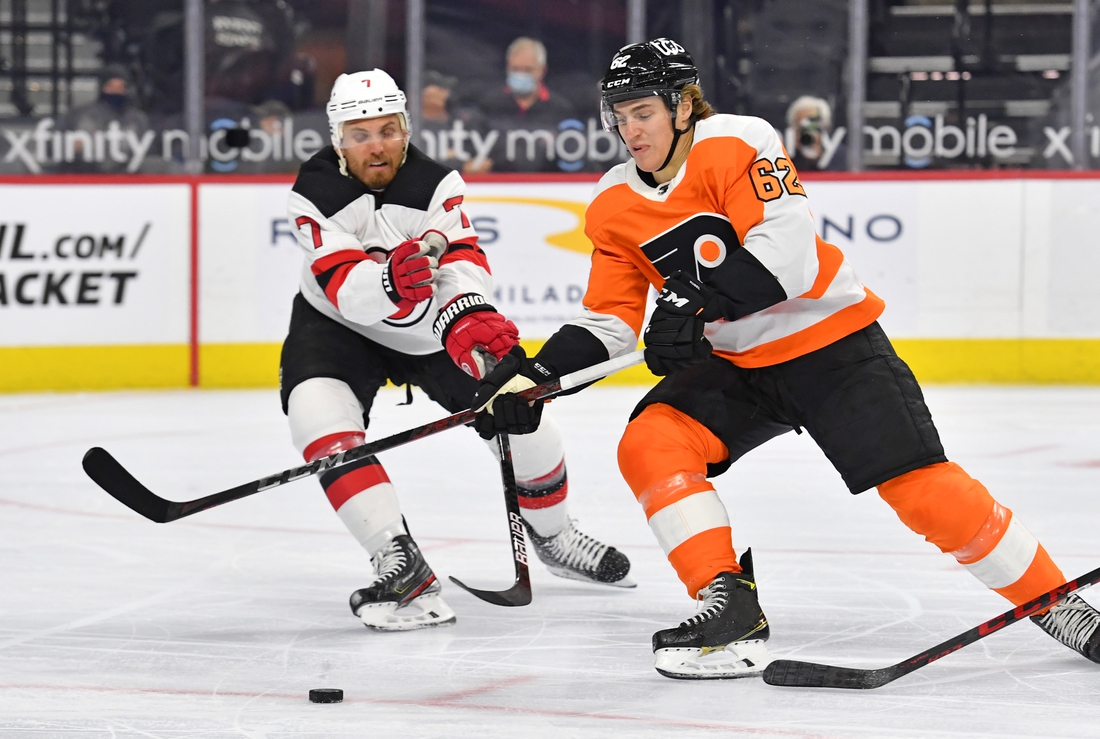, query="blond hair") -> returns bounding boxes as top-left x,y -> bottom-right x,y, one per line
681,84 -> 716,120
